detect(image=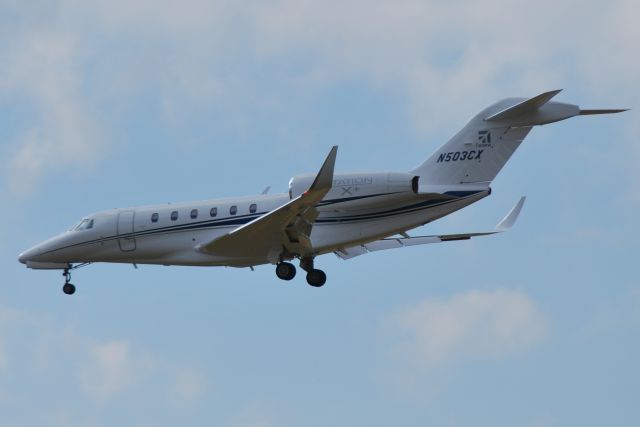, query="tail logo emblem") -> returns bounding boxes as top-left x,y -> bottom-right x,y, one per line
478,130 -> 492,144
